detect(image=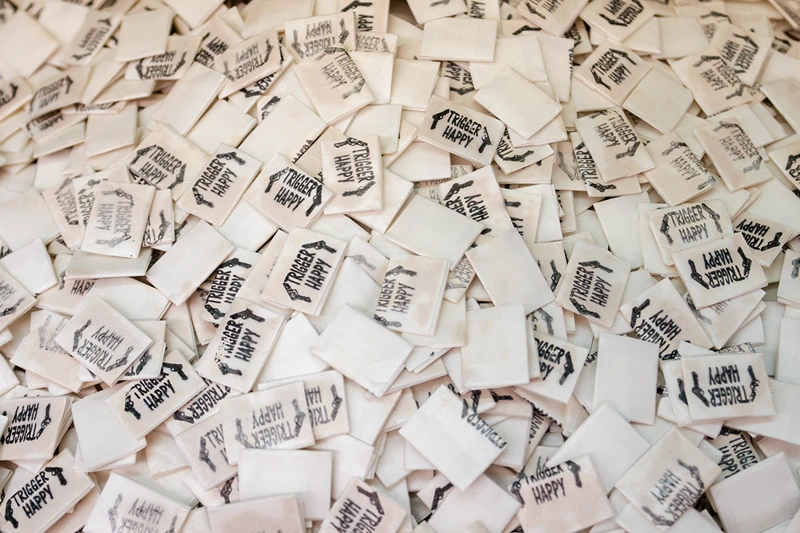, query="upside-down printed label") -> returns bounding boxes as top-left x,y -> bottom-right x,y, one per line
126,123 -> 210,198
620,279 -> 712,361
215,30 -> 282,94
165,379 -> 239,436
0,76 -> 32,122
648,199 -> 733,264
710,427 -> 759,479
79,180 -> 155,259
219,382 -> 315,465
694,118 -> 772,191
418,95 -> 505,166
437,166 -> 514,244
294,47 -> 374,123
54,296 -> 153,385
580,0 -> 655,41
261,228 -> 346,315
0,451 -> 93,533
245,155 -> 334,232
105,351 -> 206,439
643,132 -> 717,206
520,332 -> 589,404
680,353 -> 774,421
197,298 -> 285,393
126,35 -> 201,81
374,254 -> 449,335
285,12 -> 357,60
319,478 -> 407,533
193,17 -> 243,68
201,248 -> 261,323
732,213 -> 791,267
338,0 -> 390,32
556,240 -> 631,327
27,66 -> 91,120
42,179 -> 82,250
174,412 -> 238,491
574,107 -> 654,181
261,370 -> 350,440
616,429 -> 721,530
83,473 -> 190,533
672,233 -> 767,308
64,11 -> 123,66
0,397 -> 68,461
511,455 -> 612,533
671,52 -> 752,116
575,40 -> 651,105
320,135 -> 383,214
178,144 -> 262,226
516,0 -> 588,36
